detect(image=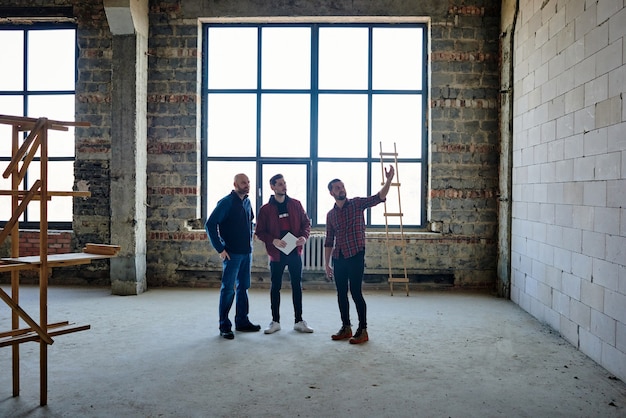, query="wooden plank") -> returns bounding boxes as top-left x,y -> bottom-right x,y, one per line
0,180 -> 41,244
0,288 -> 53,345
0,321 -> 70,339
48,191 -> 91,197
0,114 -> 90,129
18,134 -> 41,183
0,324 -> 90,348
0,262 -> 37,272
84,243 -> 121,256
39,122 -> 49,407
0,190 -> 91,198
1,252 -> 115,265
2,118 -> 46,178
